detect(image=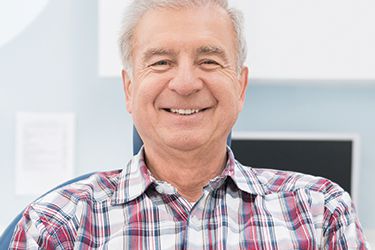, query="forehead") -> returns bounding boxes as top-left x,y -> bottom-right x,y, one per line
132,5 -> 236,61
